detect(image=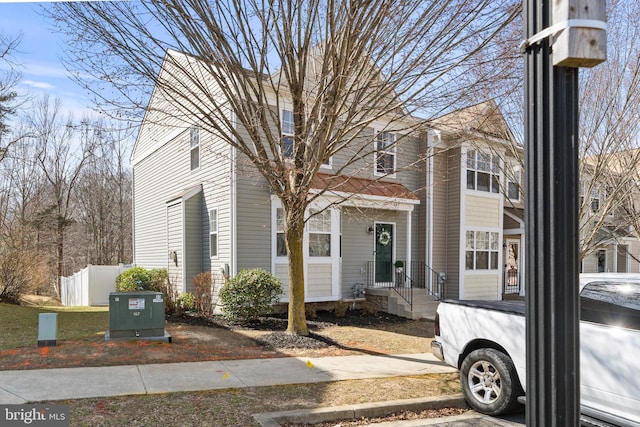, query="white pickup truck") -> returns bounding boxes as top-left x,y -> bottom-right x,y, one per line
431,273 -> 640,426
